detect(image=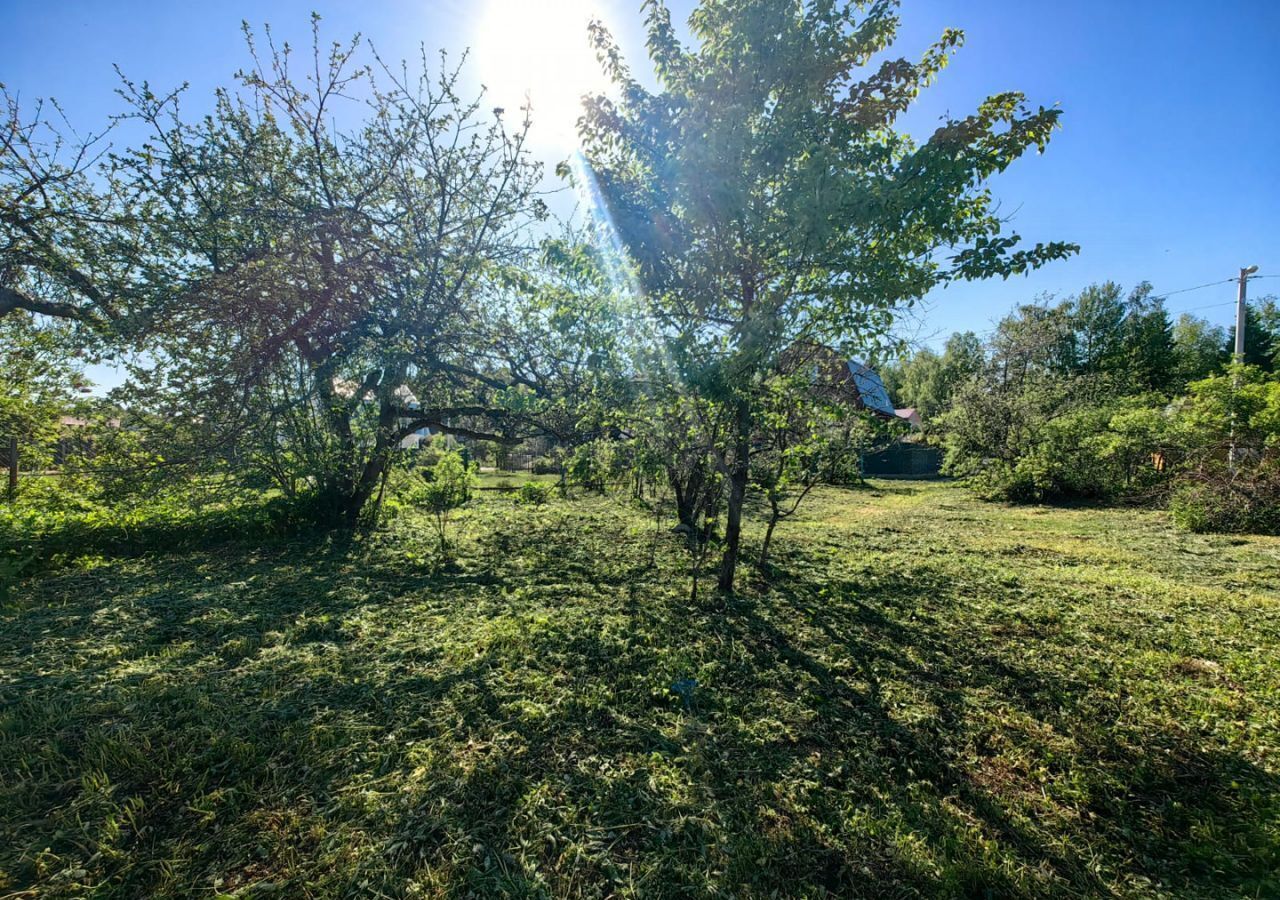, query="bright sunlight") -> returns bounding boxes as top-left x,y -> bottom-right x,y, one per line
474,0 -> 609,147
